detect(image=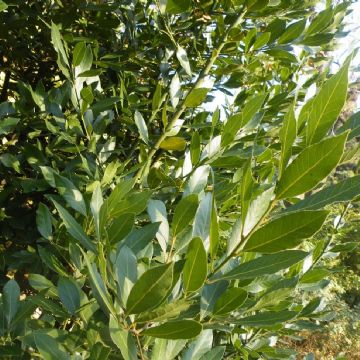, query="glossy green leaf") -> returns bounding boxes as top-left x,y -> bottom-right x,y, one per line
192,193 -> 212,251
51,22 -> 69,67
213,250 -> 308,282
337,111 -> 360,140
148,199 -> 169,253
54,173 -> 87,216
222,94 -> 266,147
243,210 -> 328,253
170,72 -> 181,108
135,110 -> 149,144
306,7 -> 334,36
213,288 -> 248,315
90,182 -> 103,239
109,315 -> 137,360
276,133 -> 348,199
28,274 -> 57,298
183,237 -> 207,293
199,346 -> 226,360
278,19 -> 306,44
300,268 -> 330,284
72,42 -> 86,66
183,329 -> 213,360
126,263 -> 173,314
122,222 -> 160,254
36,203 -> 53,240
279,106 -> 297,177
176,46 -> 192,76
201,281 -> 228,319
151,339 -> 187,360
108,213 -> 134,245
136,299 -> 191,323
286,175 -> 360,212
57,277 -> 80,315
144,320 -> 202,339
172,194 -> 199,236
306,57 -> 351,145
185,88 -> 210,108
237,310 -> 298,327
3,280 -> 20,327
160,137 -> 187,151
114,245 -> 137,305
53,200 -> 97,253
81,248 -> 116,317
